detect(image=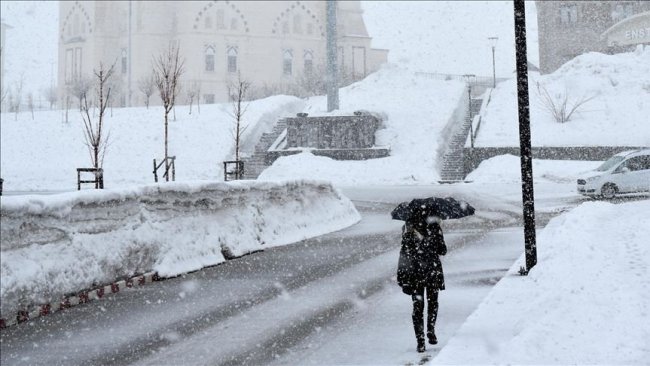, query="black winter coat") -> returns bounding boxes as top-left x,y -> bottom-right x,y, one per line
397,222 -> 447,295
